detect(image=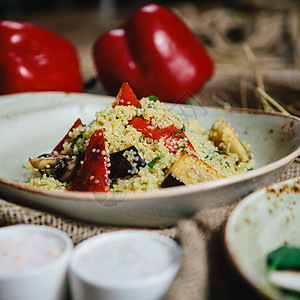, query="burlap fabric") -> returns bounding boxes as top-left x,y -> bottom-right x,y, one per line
196,70 -> 300,116
0,71 -> 299,299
